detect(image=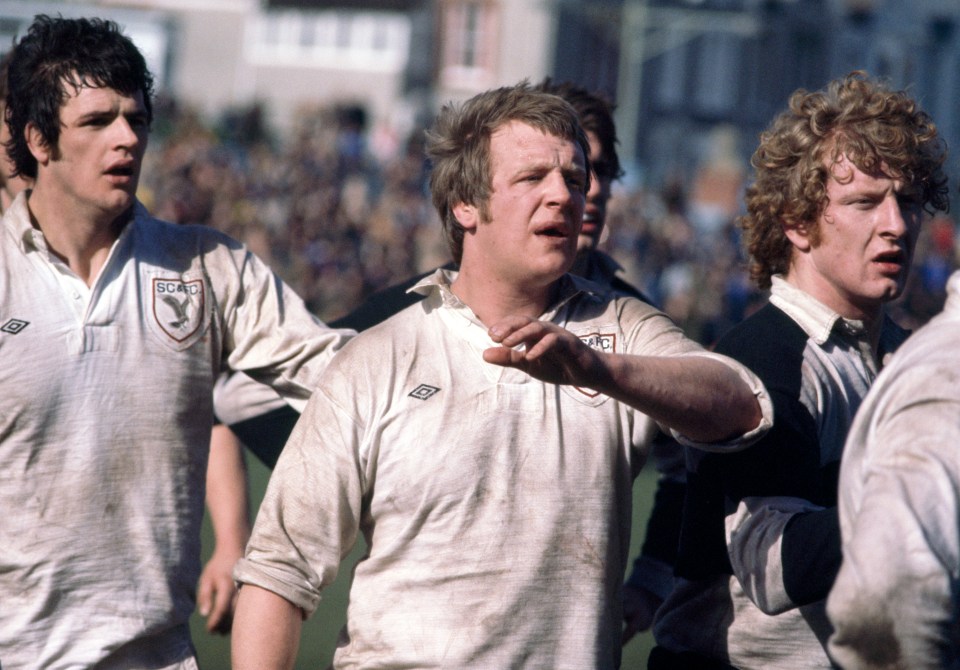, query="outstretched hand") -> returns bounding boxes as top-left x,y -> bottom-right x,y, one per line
483,315 -> 604,388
